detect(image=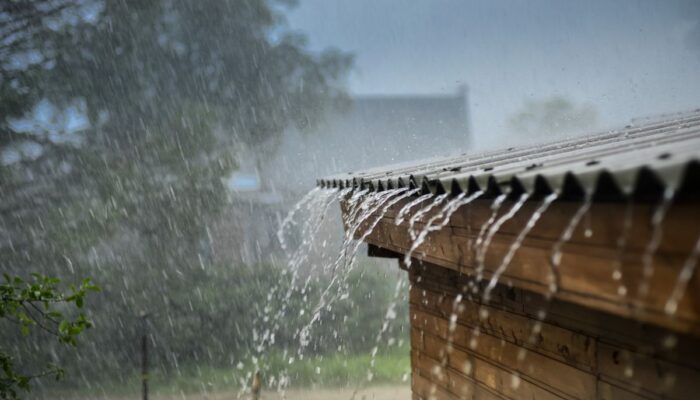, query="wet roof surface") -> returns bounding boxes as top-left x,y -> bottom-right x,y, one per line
317,109 -> 700,202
